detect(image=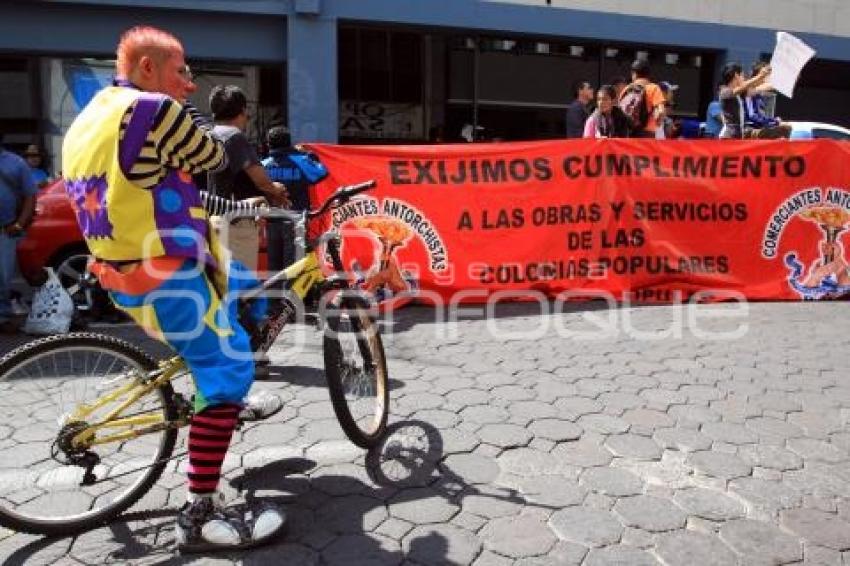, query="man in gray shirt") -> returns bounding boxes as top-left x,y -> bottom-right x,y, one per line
207,85 -> 288,204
